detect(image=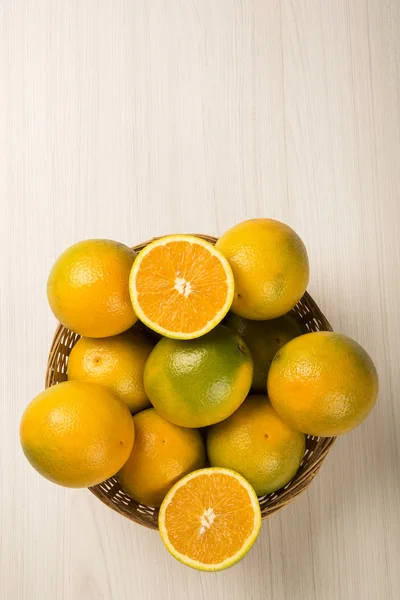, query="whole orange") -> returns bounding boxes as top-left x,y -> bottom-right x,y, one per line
67,329 -> 154,413
224,312 -> 303,392
267,332 -> 379,436
216,219 -> 309,320
20,381 -> 135,487
143,326 -> 253,428
47,239 -> 137,337
117,408 -> 206,507
207,395 -> 305,496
